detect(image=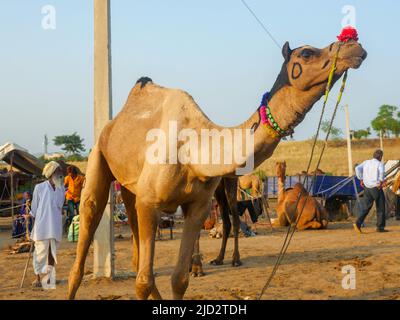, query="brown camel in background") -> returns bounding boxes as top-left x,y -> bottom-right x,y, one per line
275,161 -> 329,230
237,174 -> 262,198
191,174 -> 264,277
68,39 -> 366,300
